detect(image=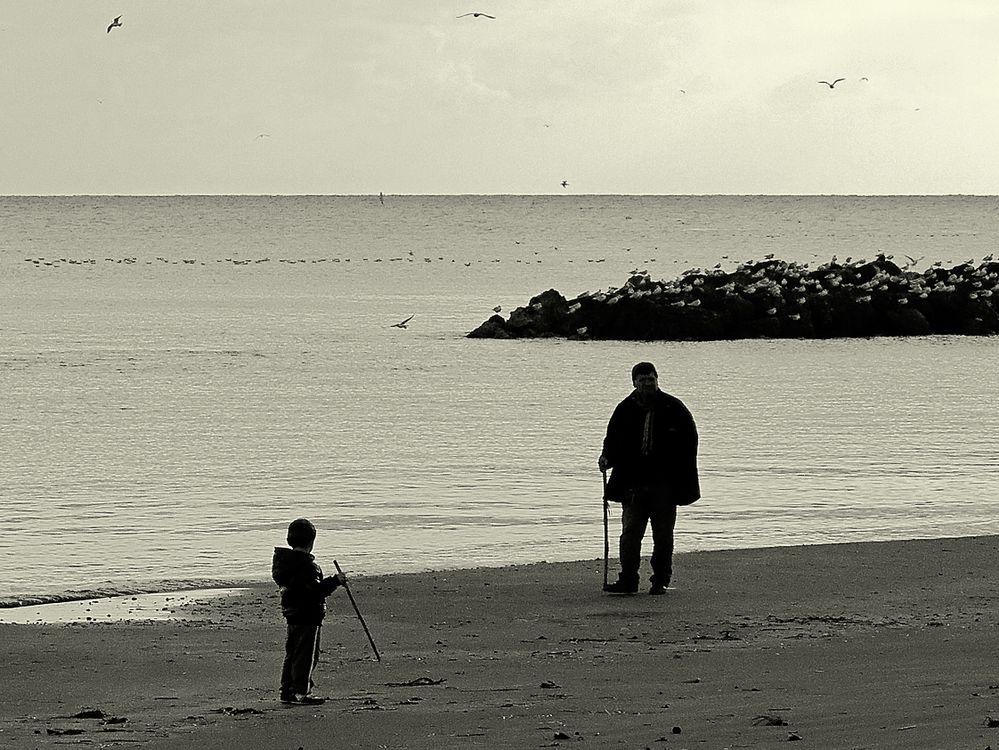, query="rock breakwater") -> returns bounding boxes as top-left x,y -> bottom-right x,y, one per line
467,255 -> 999,340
